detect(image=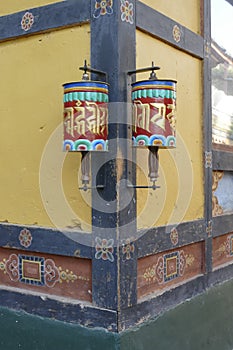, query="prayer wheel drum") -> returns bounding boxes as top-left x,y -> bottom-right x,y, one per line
131,79 -> 177,148
63,81 -> 109,152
